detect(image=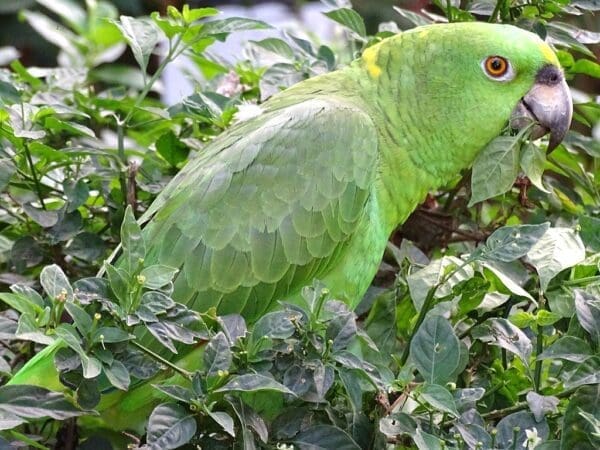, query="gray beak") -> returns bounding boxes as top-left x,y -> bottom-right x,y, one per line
510,65 -> 573,151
